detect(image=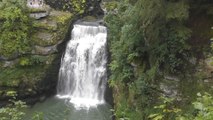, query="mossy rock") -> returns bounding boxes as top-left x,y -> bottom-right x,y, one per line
0,54 -> 56,87
0,9 -> 73,100
32,30 -> 55,46
48,11 -> 73,25
0,66 -> 45,88
31,10 -> 73,46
